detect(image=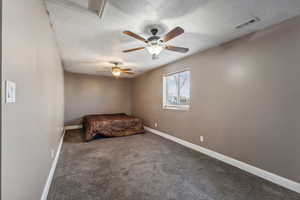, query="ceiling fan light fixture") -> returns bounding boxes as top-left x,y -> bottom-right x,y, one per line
146,44 -> 163,55
112,68 -> 121,77
146,39 -> 164,59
